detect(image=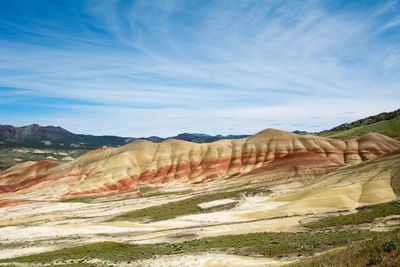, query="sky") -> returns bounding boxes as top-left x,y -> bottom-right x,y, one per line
0,0 -> 399,137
